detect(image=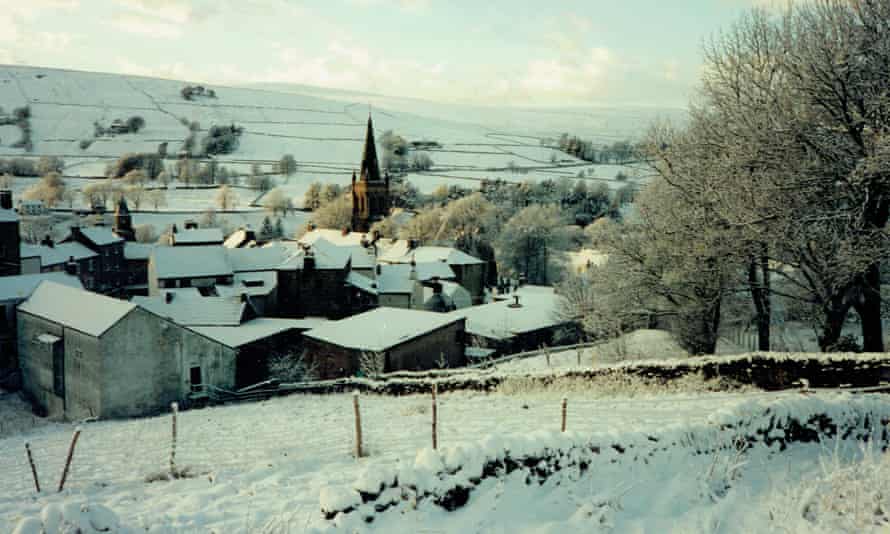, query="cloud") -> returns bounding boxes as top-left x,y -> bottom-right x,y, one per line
347,0 -> 430,12
111,0 -> 221,37
113,13 -> 183,38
